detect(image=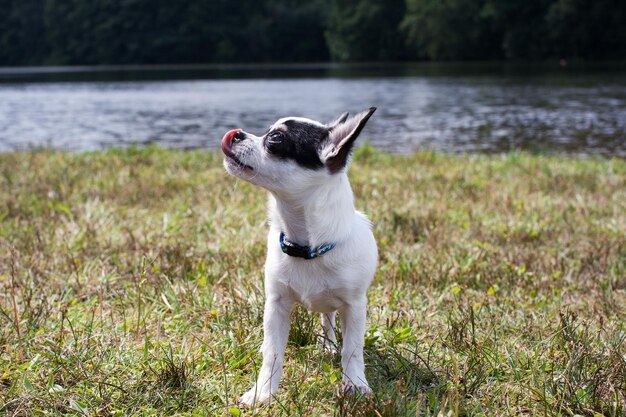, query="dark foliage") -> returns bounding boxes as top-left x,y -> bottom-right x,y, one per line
0,0 -> 624,65
402,0 -> 626,60
326,0 -> 406,61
